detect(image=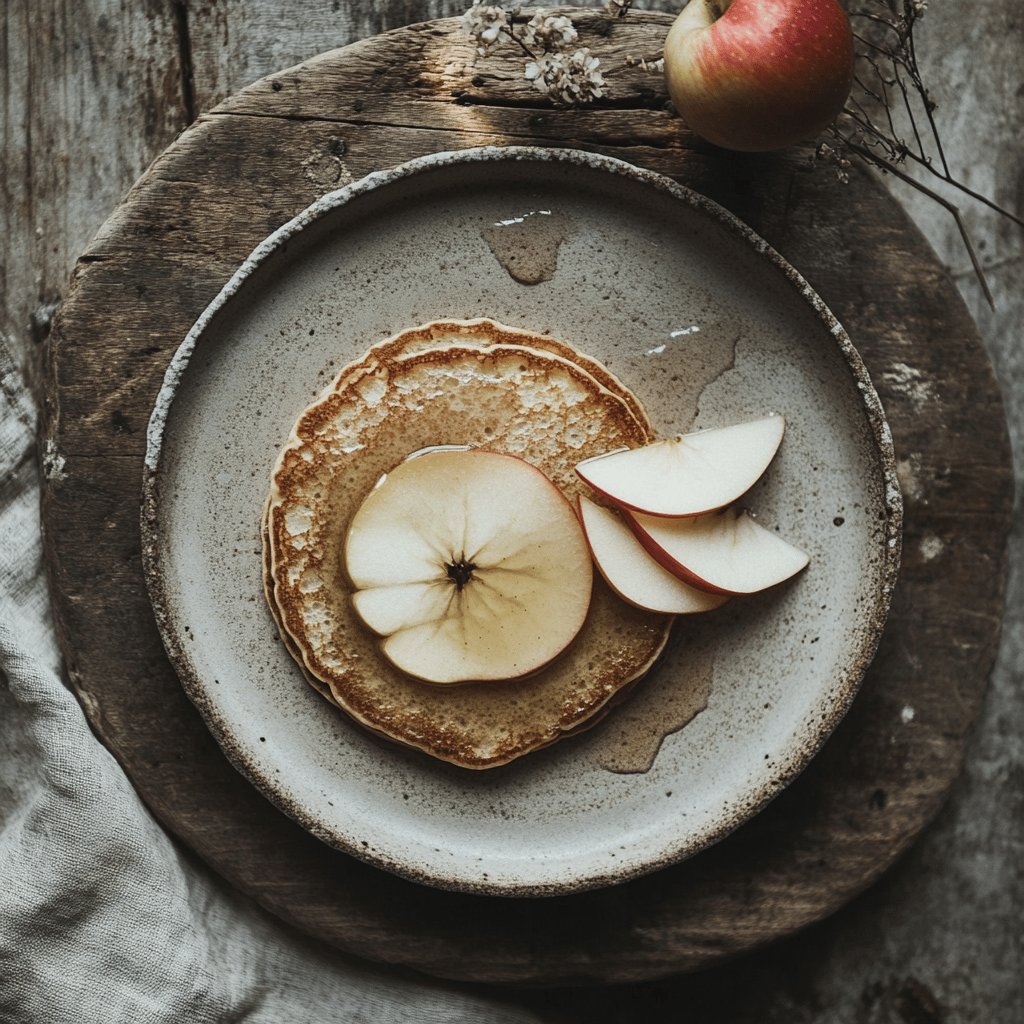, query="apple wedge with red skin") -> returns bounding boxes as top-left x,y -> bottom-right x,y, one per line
578,496 -> 730,615
624,505 -> 809,596
575,415 -> 785,518
663,0 -> 855,153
